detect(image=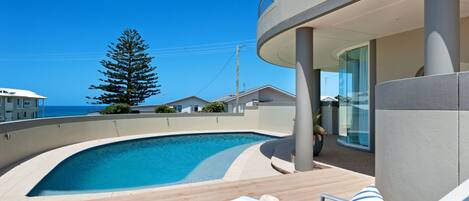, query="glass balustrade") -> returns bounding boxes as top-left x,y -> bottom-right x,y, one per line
338,45 -> 370,150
